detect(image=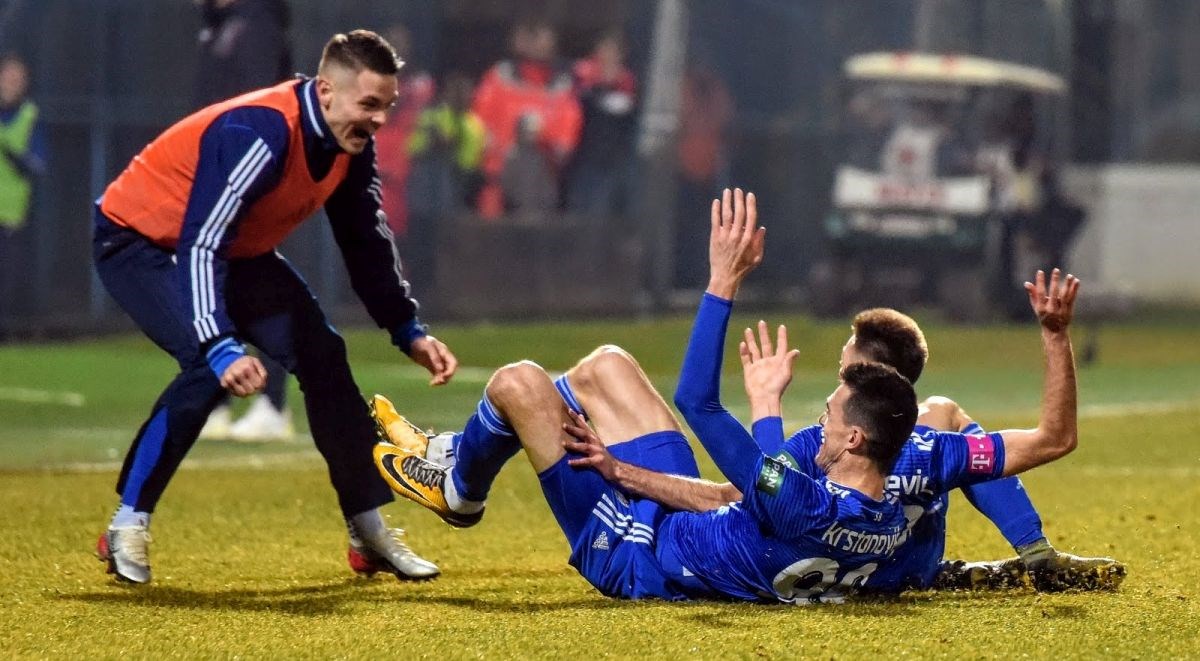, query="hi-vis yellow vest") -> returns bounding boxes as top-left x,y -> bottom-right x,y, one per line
0,100 -> 37,228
